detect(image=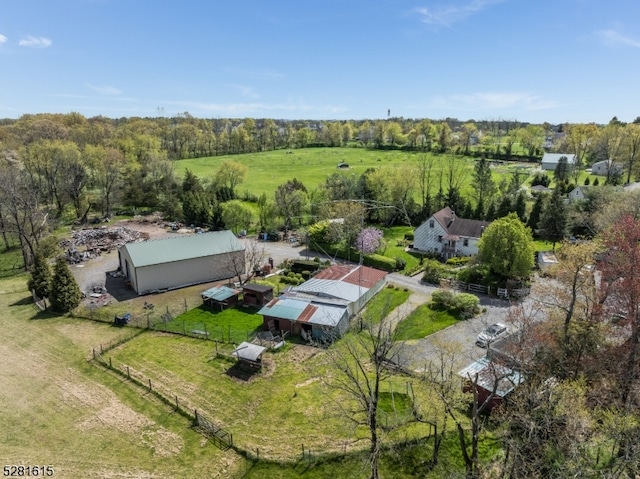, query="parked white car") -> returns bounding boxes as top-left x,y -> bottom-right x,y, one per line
476,323 -> 508,348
